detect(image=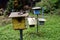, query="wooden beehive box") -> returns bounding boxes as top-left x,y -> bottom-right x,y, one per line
27,17 -> 36,27
38,18 -> 46,25
9,12 -> 28,30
